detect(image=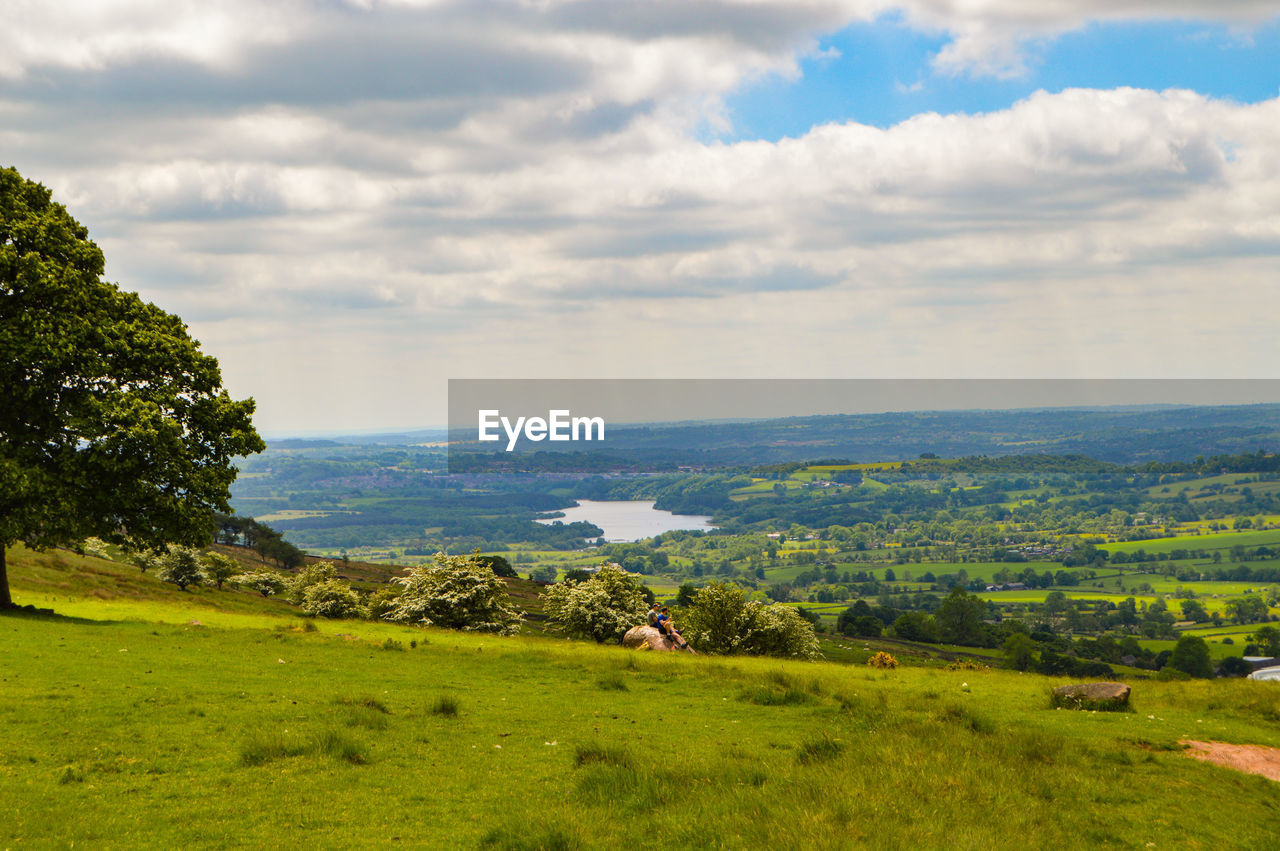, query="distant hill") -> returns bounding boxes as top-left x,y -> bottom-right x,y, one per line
267,438 -> 342,449
450,403 -> 1280,470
